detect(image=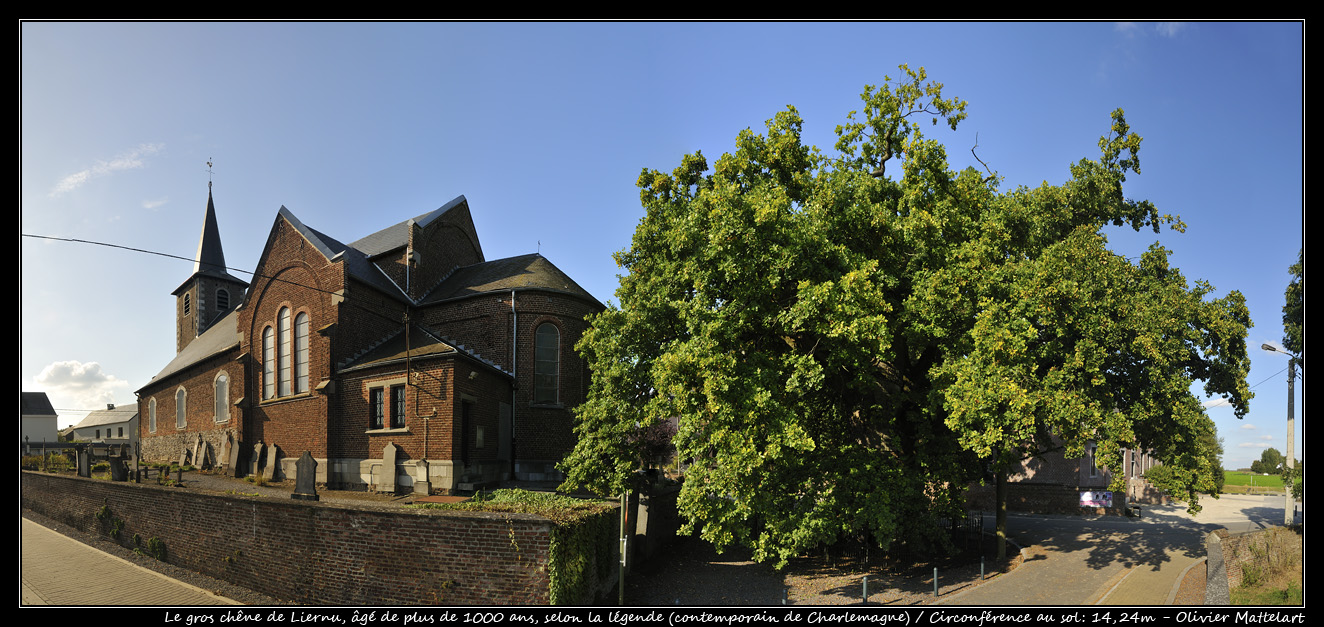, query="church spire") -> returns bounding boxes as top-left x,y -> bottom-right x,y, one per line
194,185 -> 228,275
